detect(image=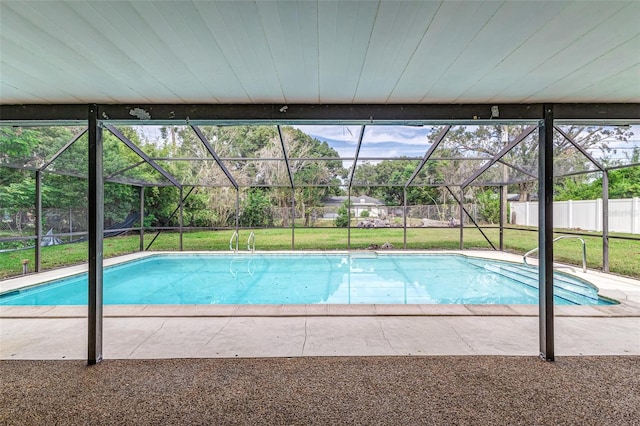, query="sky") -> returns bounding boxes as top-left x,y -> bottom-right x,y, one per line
292,125 -> 434,158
